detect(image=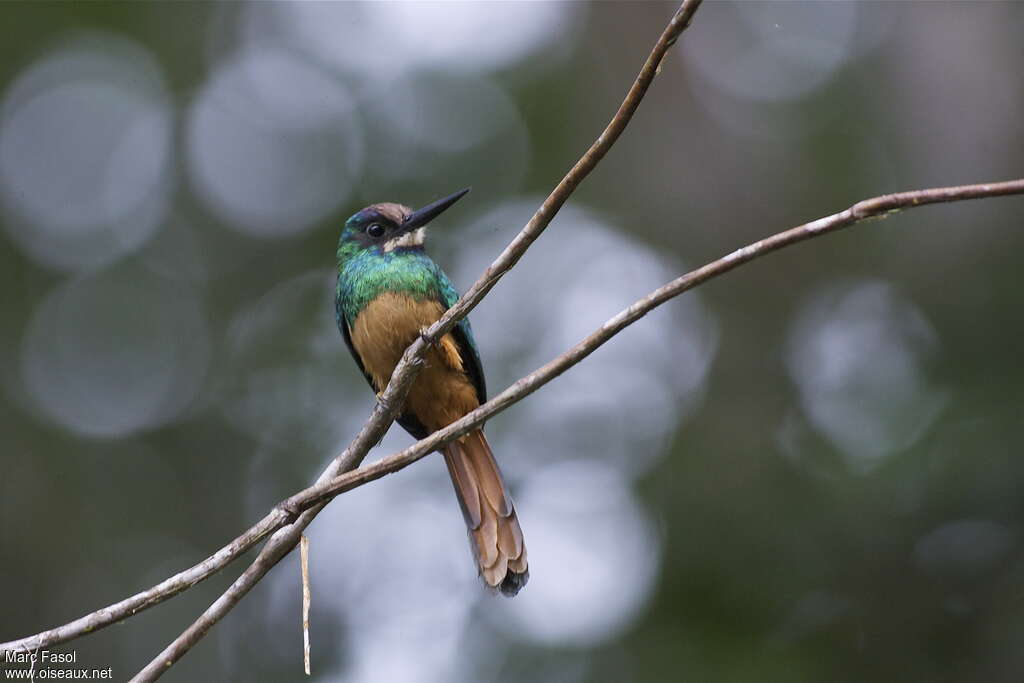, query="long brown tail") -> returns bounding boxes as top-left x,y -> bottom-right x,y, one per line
442,429 -> 528,596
